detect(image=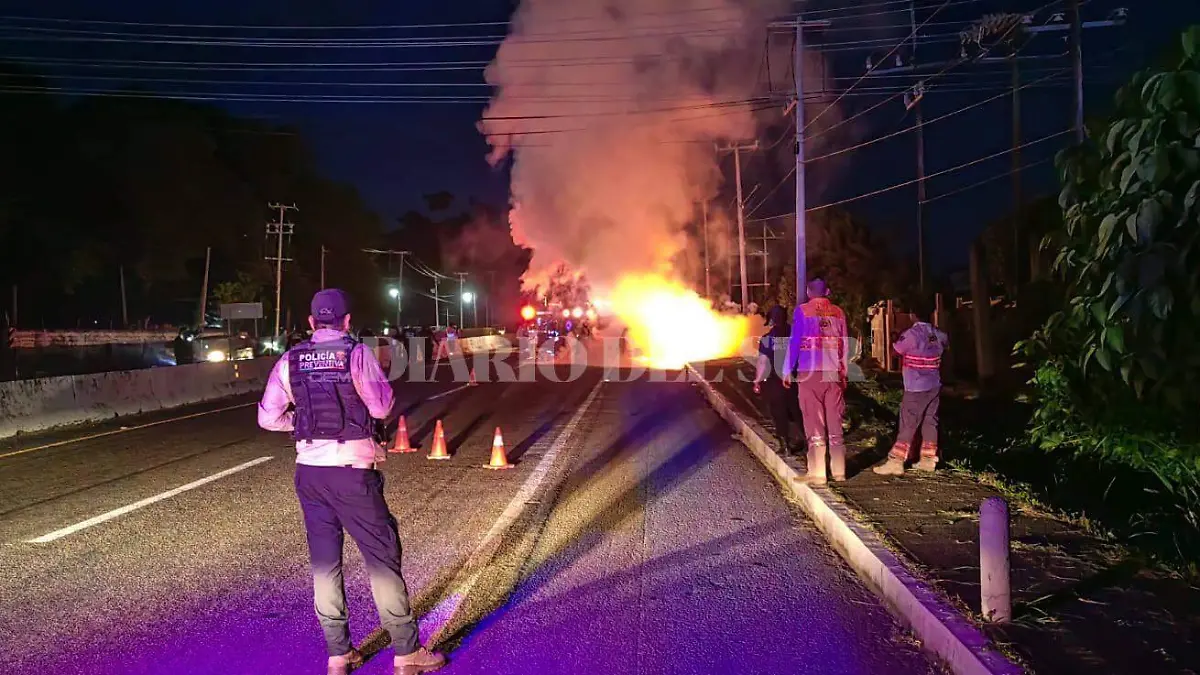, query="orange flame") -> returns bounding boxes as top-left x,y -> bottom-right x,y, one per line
609,273 -> 750,369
